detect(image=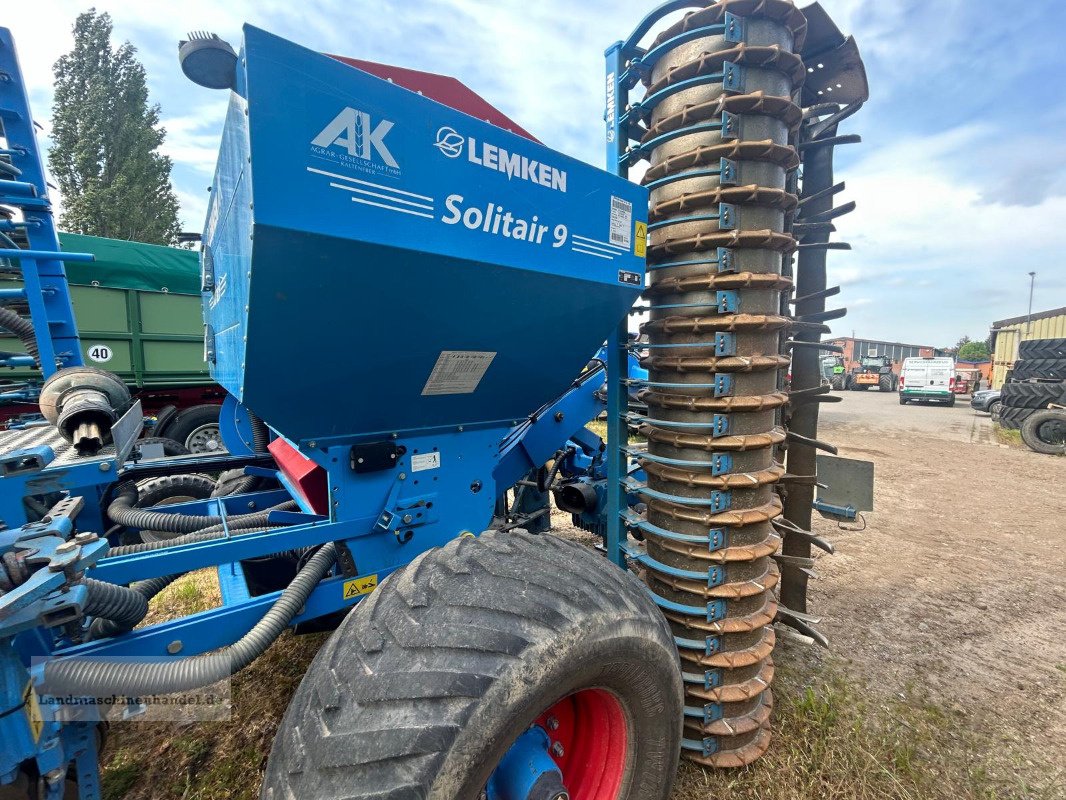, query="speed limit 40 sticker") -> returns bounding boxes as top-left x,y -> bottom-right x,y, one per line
86,344 -> 113,363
